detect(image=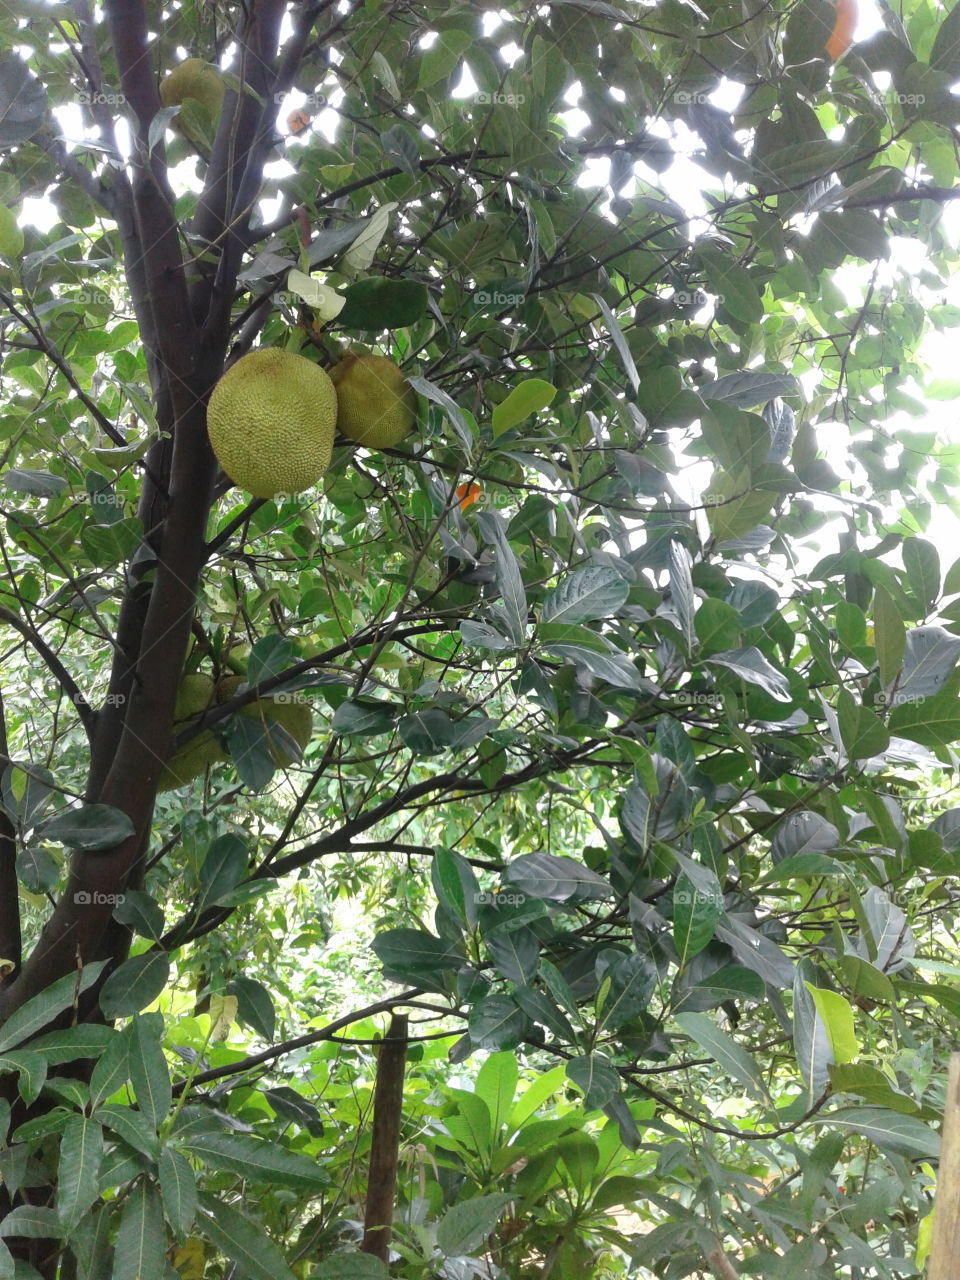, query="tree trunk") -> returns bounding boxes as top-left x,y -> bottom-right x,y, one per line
361,1014 -> 409,1261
